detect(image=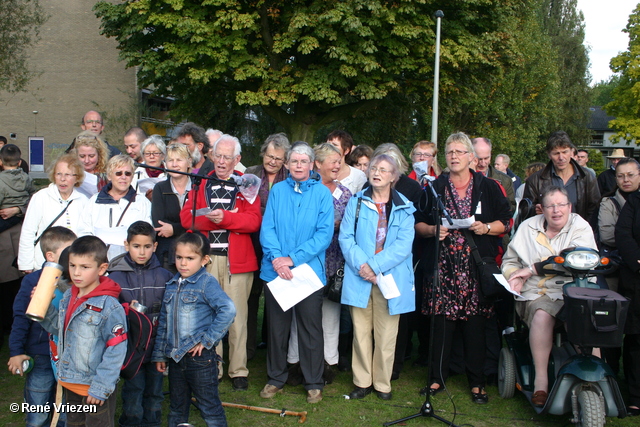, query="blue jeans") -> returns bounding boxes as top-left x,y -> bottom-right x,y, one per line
119,362 -> 164,427
24,354 -> 64,427
167,348 -> 227,427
